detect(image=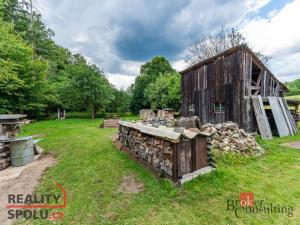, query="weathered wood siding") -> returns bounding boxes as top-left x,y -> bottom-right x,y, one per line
181,47 -> 285,132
